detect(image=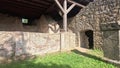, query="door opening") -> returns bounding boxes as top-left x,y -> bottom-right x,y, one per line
80,30 -> 94,49
85,30 -> 94,49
